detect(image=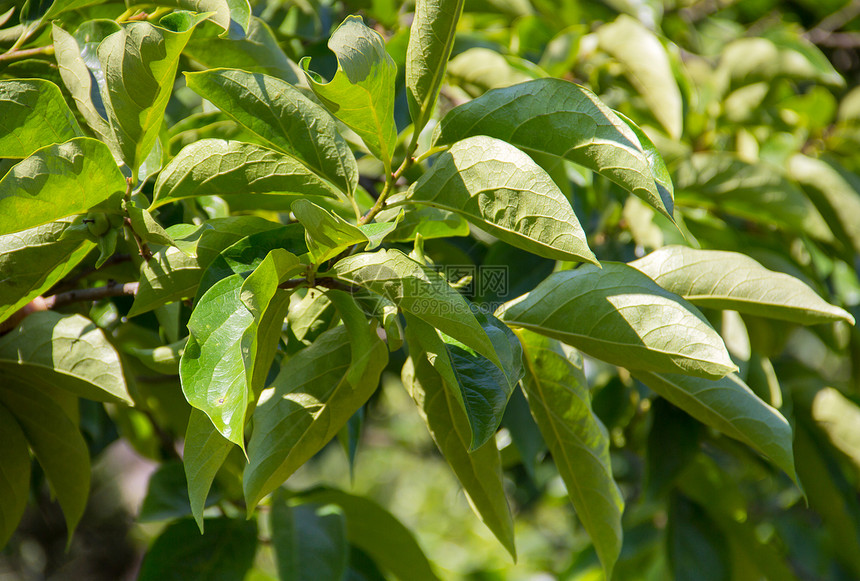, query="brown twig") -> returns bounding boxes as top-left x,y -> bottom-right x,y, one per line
0,44 -> 53,64
43,282 -> 139,309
